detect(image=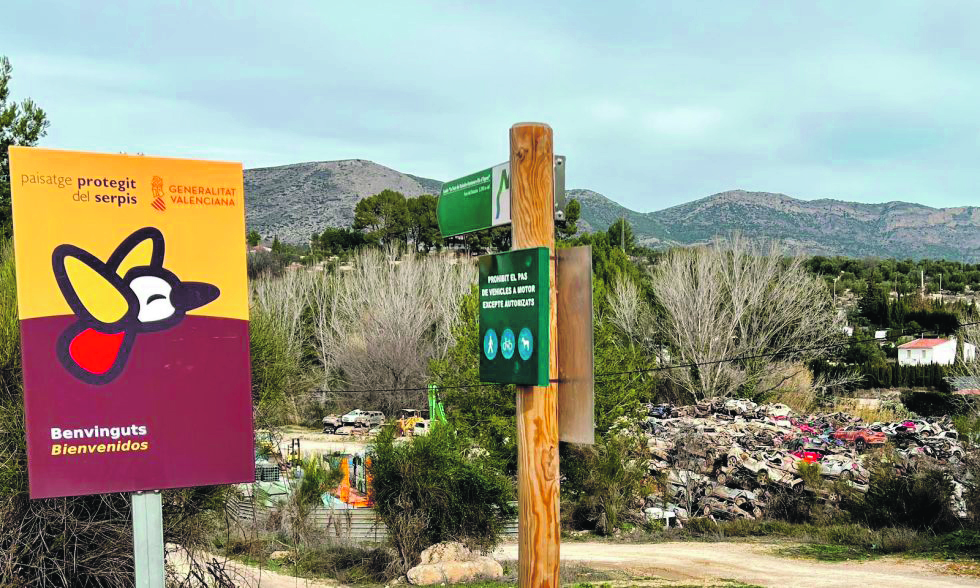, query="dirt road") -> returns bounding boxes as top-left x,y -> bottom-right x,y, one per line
495,541 -> 980,588
167,548 -> 341,588
268,427 -> 373,458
